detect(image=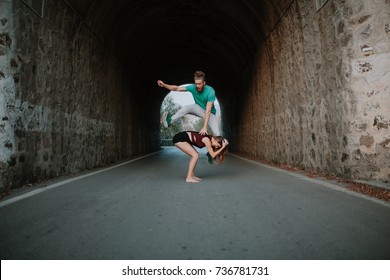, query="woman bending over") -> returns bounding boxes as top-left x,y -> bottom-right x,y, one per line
172,131 -> 229,183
